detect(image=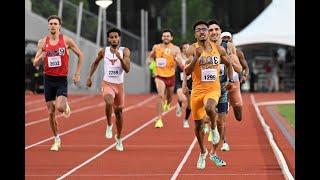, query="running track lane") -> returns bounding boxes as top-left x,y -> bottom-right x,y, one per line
60,99 -> 196,179
26,93 -> 291,179
25,95 -> 94,114
25,95 -> 87,111
25,95 -> 153,147
25,94 -> 158,179
25,95 -> 103,124
259,105 -> 295,177
173,93 -> 285,180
